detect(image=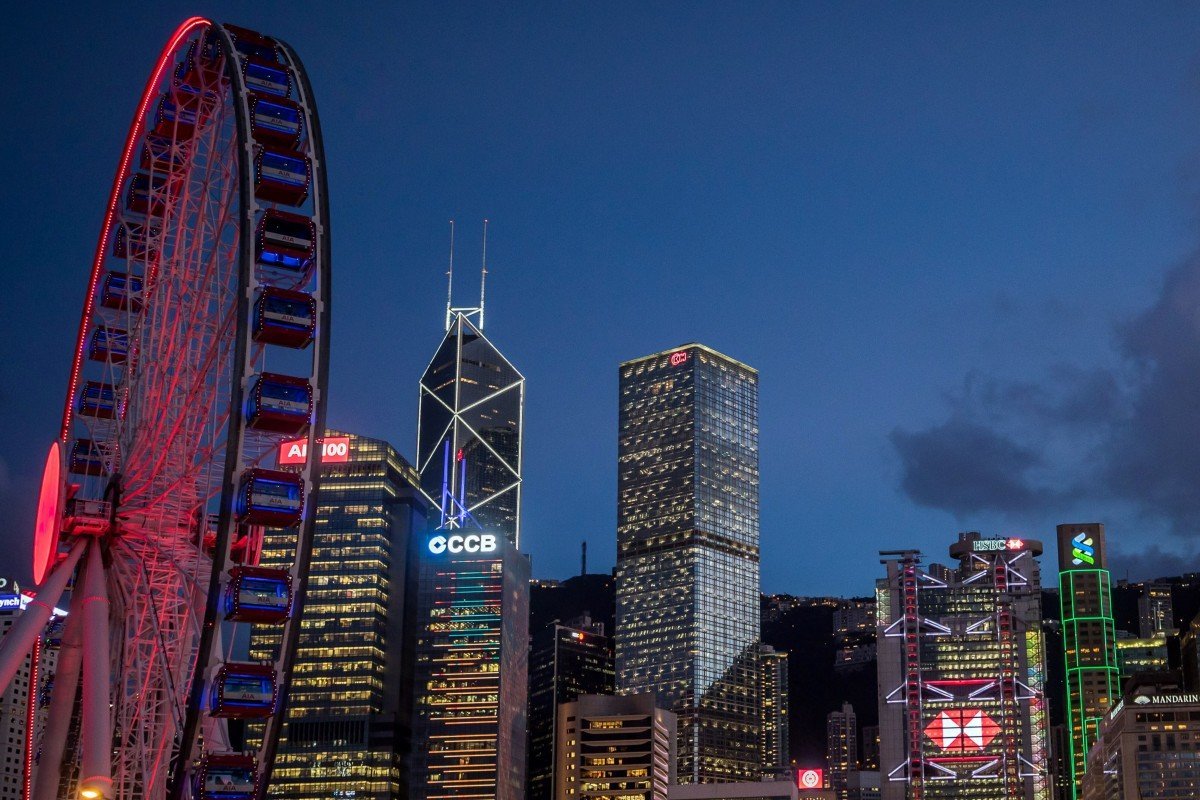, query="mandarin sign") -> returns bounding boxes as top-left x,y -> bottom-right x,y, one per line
278,436 -> 350,465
